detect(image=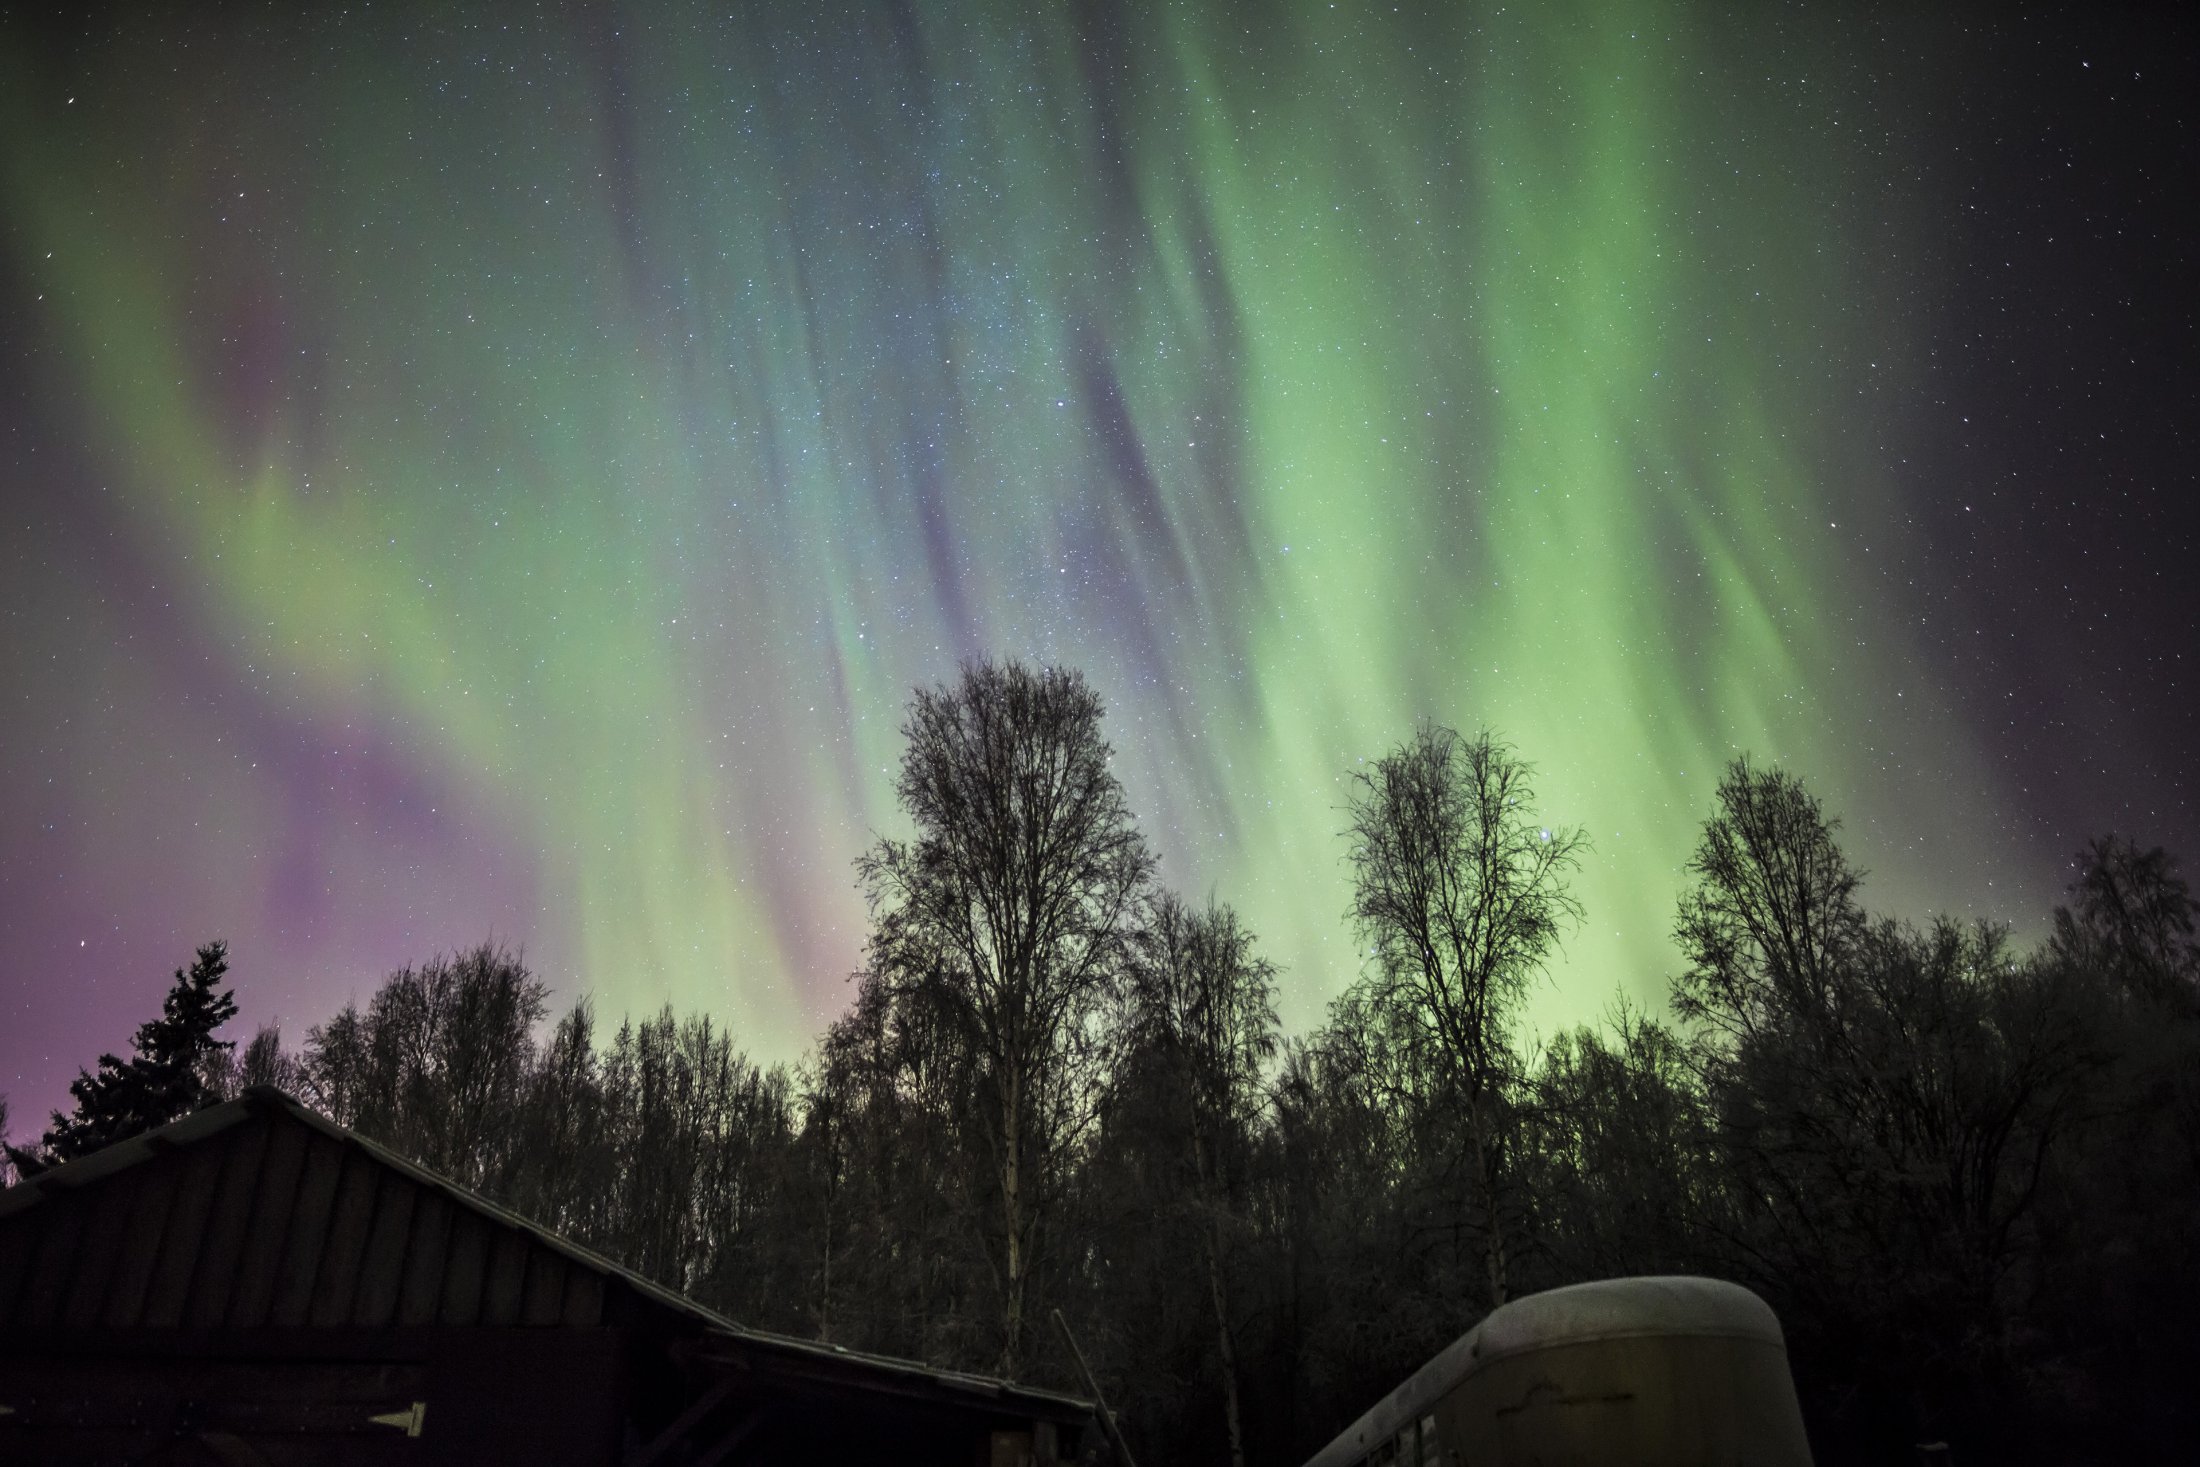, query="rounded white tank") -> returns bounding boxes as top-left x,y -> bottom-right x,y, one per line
1303,1276 -> 1813,1467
